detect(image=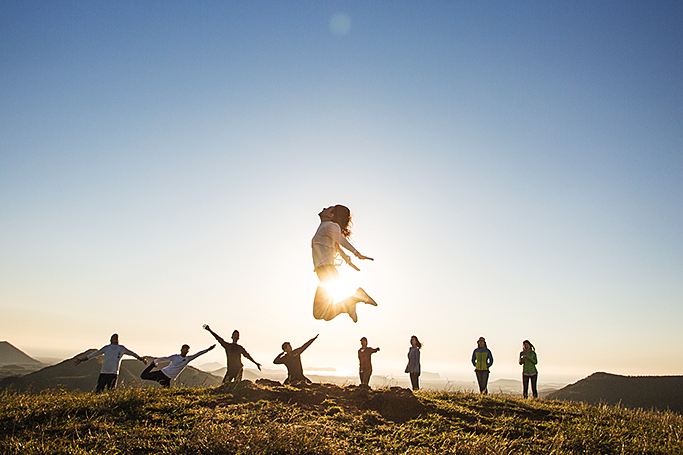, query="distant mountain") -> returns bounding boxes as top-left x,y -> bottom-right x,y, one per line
0,350 -> 222,392
0,341 -> 41,365
208,367 -> 267,382
548,372 -> 683,414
